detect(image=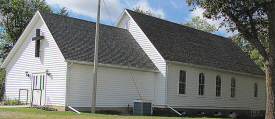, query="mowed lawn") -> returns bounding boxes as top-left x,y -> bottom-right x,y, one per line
0,108 -> 231,119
